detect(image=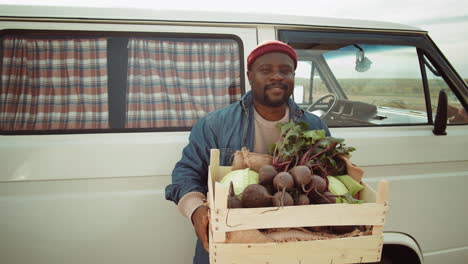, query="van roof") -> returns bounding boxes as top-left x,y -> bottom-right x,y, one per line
0,4 -> 424,32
